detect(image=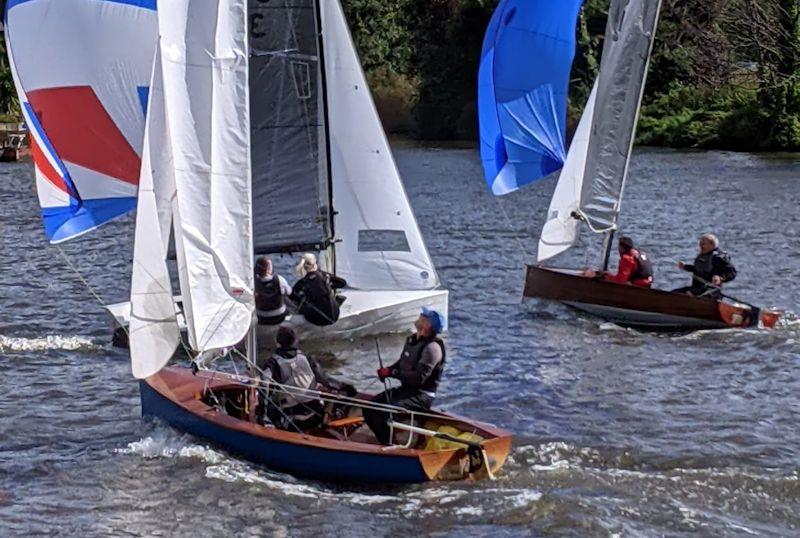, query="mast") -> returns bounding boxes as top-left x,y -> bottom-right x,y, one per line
599,0 -> 662,272
315,0 -> 337,274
